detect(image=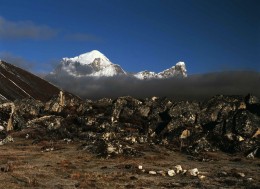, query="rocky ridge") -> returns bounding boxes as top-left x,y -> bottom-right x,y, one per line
1,92 -> 259,160
134,62 -> 187,79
